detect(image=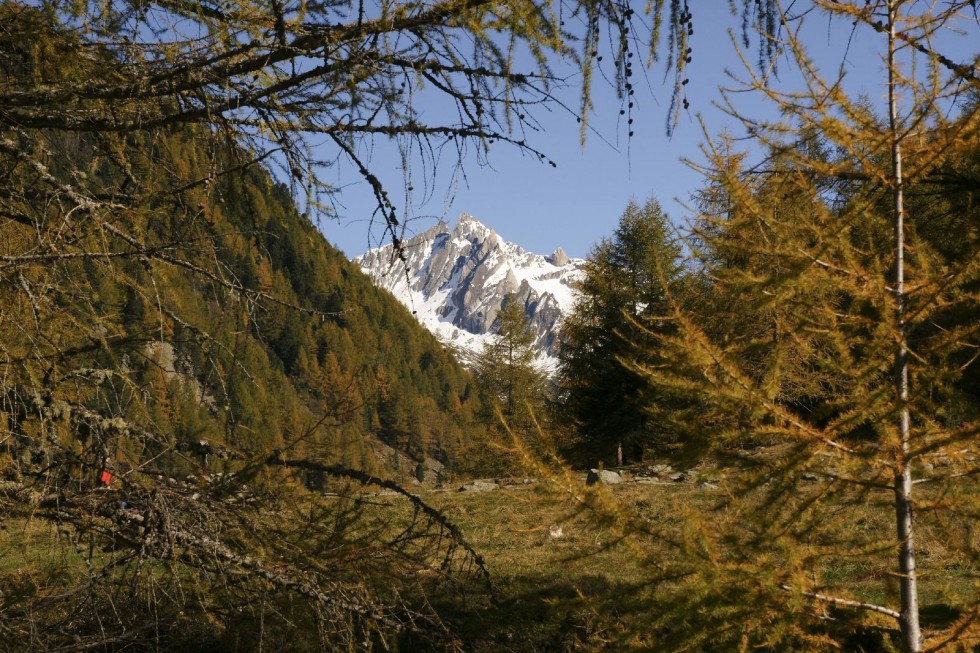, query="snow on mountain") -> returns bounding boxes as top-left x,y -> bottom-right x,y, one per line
354,213 -> 585,368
